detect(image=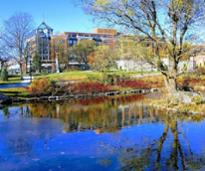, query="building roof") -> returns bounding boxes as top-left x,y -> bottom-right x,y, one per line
63,32 -> 116,38
37,22 -> 53,31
